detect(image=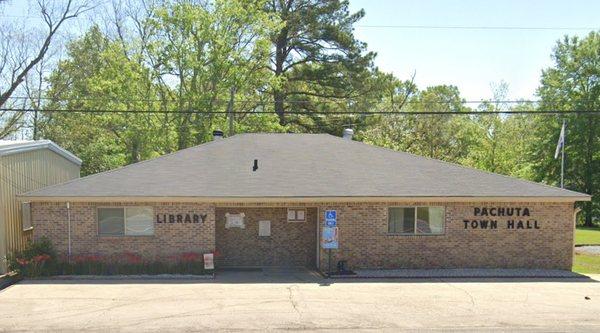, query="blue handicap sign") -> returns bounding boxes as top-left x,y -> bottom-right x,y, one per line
325,210 -> 337,221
